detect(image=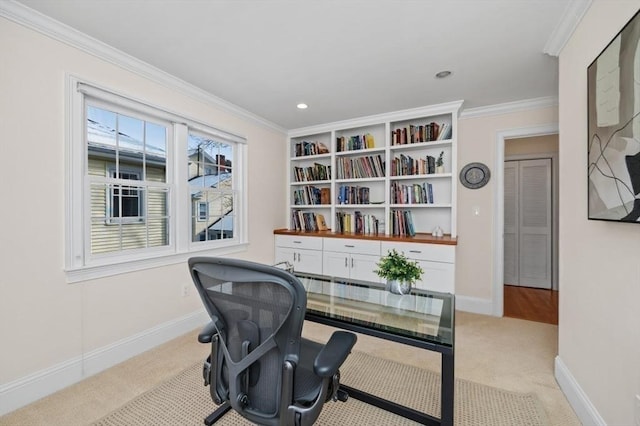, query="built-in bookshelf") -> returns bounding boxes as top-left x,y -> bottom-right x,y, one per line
287,101 -> 462,238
